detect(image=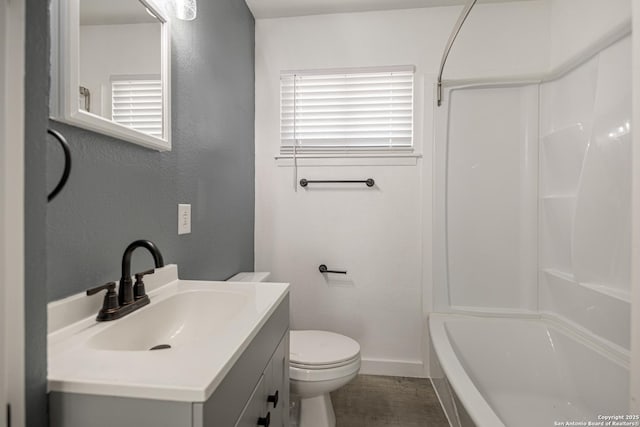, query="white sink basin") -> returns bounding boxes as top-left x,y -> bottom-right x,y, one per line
47,266 -> 289,402
86,289 -> 249,352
